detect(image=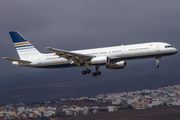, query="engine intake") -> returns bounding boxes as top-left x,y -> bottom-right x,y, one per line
106,61 -> 127,69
